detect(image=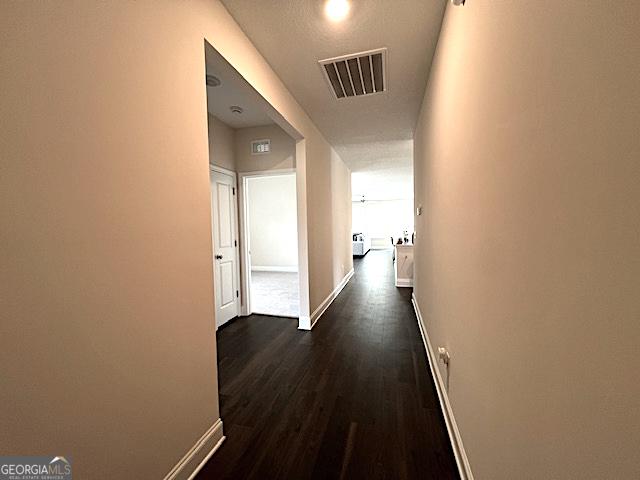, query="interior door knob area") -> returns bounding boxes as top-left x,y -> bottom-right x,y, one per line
215,254 -> 223,260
